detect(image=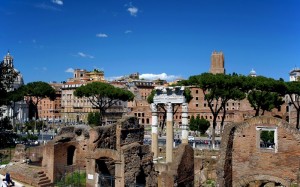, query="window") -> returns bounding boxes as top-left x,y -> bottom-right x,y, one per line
196,90 -> 198,94
204,103 -> 207,107
196,97 -> 199,100
256,126 -> 278,152
196,104 -> 198,107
